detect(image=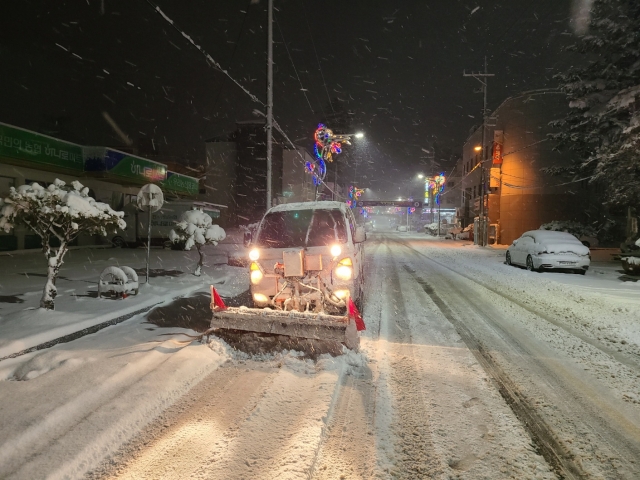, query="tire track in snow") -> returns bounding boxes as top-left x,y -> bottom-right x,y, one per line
397,238 -> 640,372
308,240 -> 382,479
390,236 -> 640,479
401,263 -> 586,480
374,243 -> 445,478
